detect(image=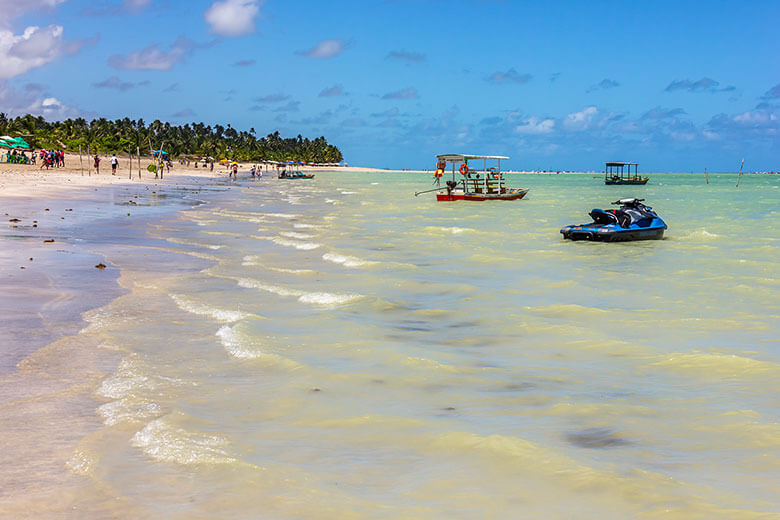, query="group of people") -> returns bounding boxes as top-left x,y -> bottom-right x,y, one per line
3,149 -> 31,164
39,149 -> 65,169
